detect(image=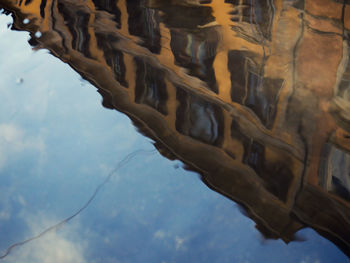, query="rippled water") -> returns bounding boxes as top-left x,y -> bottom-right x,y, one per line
0,0 -> 350,262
